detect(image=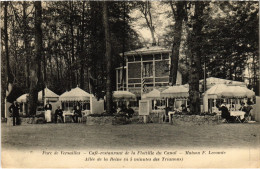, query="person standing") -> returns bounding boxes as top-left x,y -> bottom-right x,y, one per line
54,106 -> 64,123
9,101 -> 20,126
44,101 -> 52,122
